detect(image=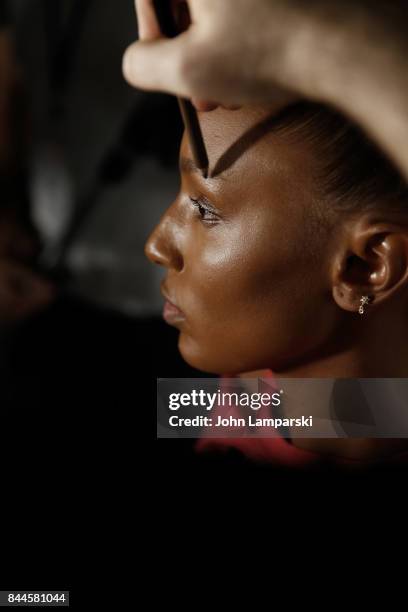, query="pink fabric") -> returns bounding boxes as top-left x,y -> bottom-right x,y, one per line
195,373 -> 408,469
